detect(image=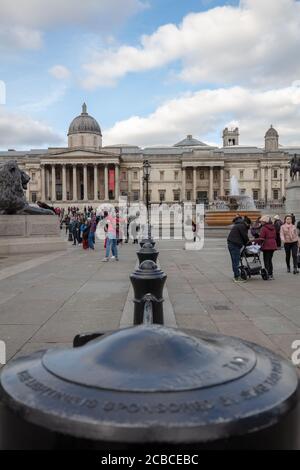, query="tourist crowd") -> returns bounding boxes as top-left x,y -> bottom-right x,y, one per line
227,212 -> 300,283
58,206 -> 141,262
